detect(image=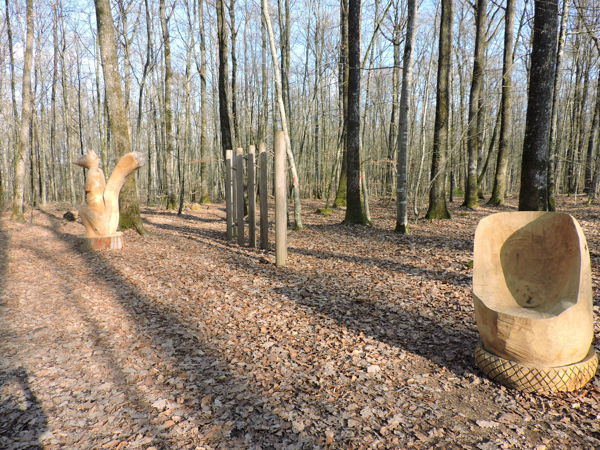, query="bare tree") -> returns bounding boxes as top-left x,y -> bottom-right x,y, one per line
519,0 -> 559,211
344,0 -> 367,224
94,0 -> 144,232
395,0 -> 417,233
12,0 -> 34,221
425,0 -> 452,219
463,0 -> 487,208
262,0 -> 303,229
488,0 -> 516,206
